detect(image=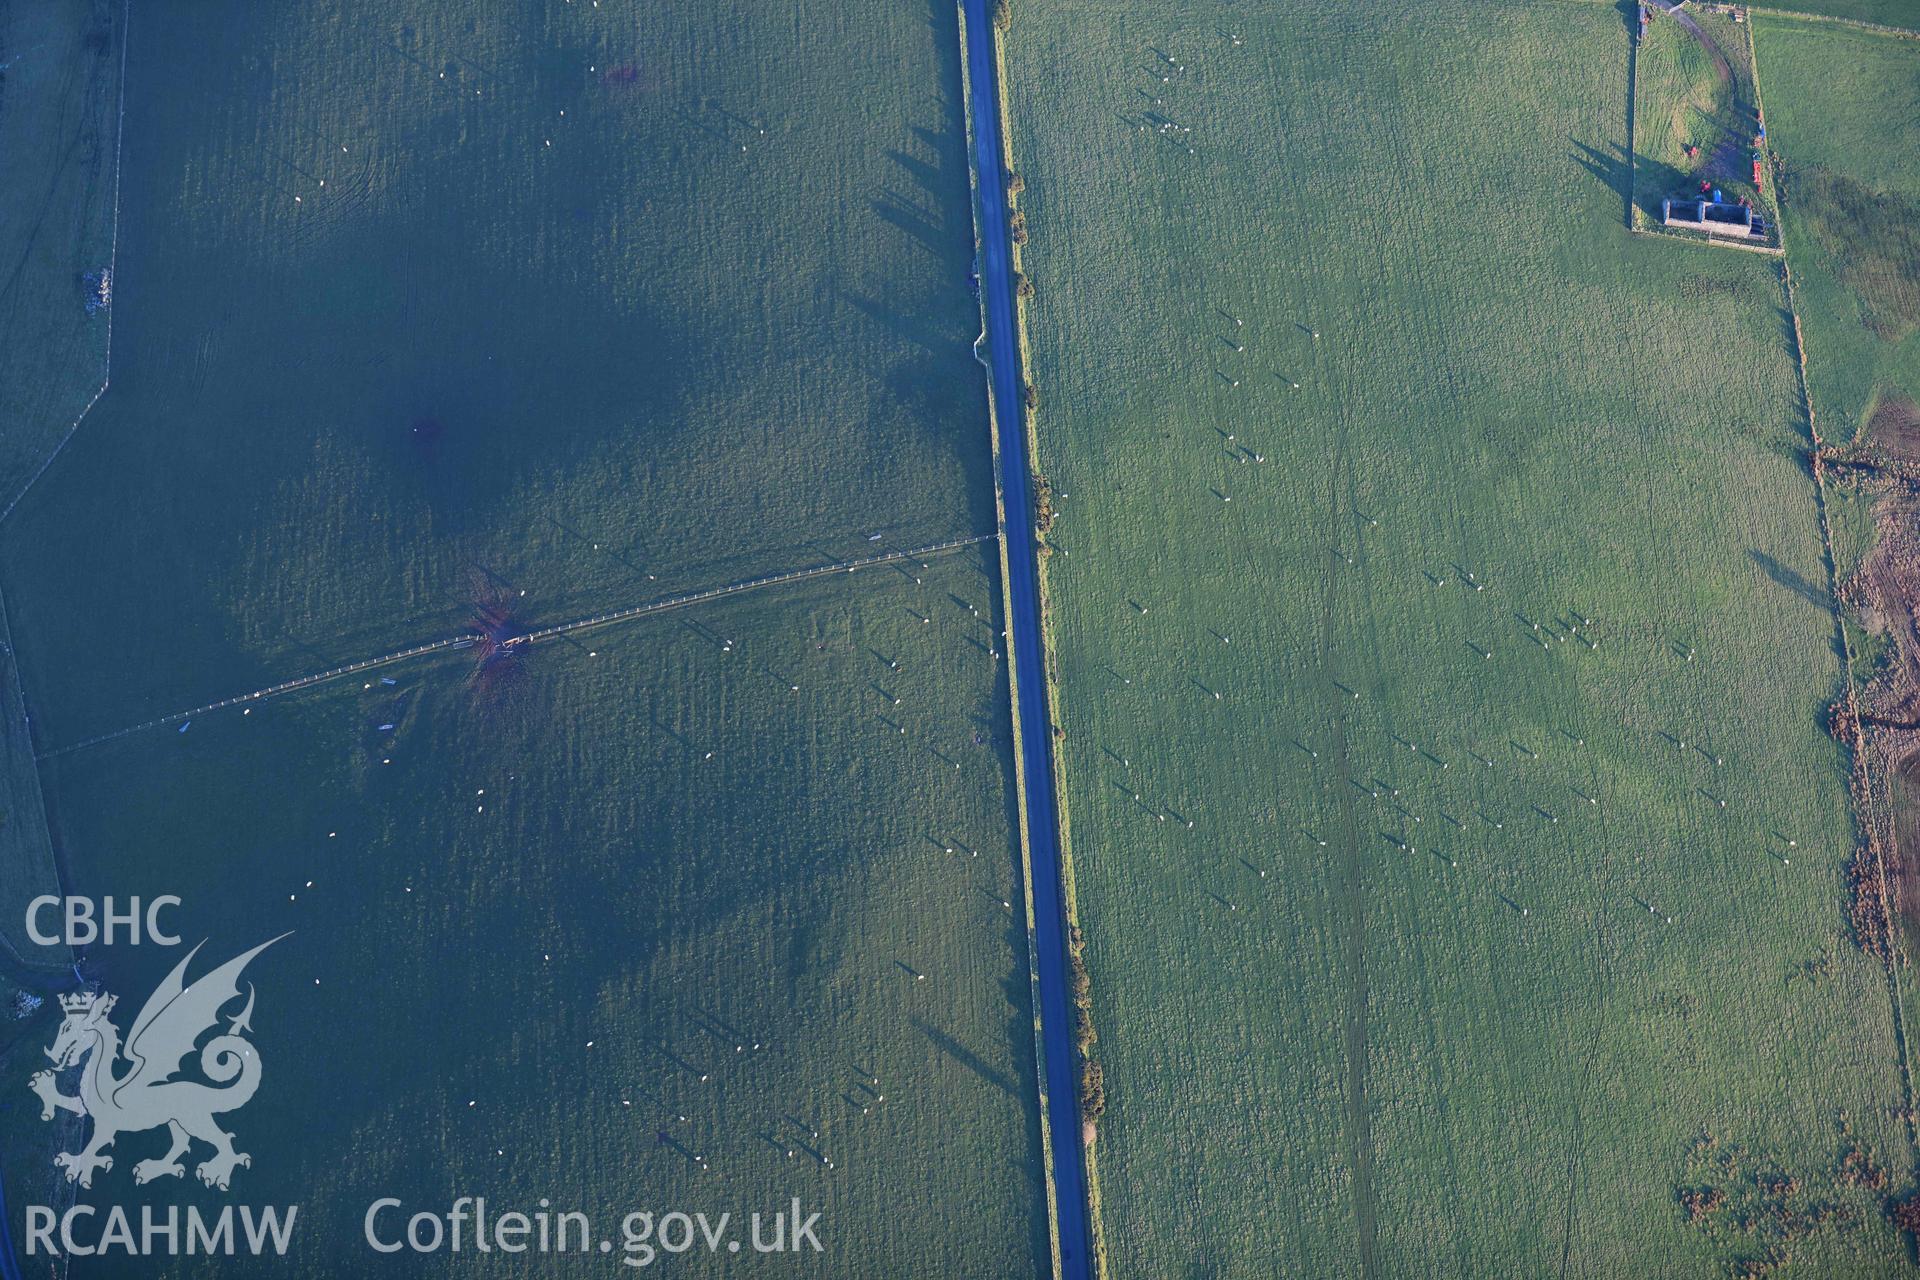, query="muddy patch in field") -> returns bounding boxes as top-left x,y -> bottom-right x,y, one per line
1679,273 -> 1750,301
1867,392 -> 1920,462
1705,136 -> 1749,188
1840,498 -> 1920,961
1842,500 -> 1920,720
1791,166 -> 1920,343
1894,756 -> 1920,951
